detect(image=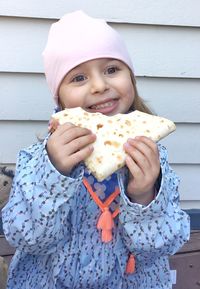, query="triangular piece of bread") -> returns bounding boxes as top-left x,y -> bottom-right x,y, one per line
50,107 -> 176,181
